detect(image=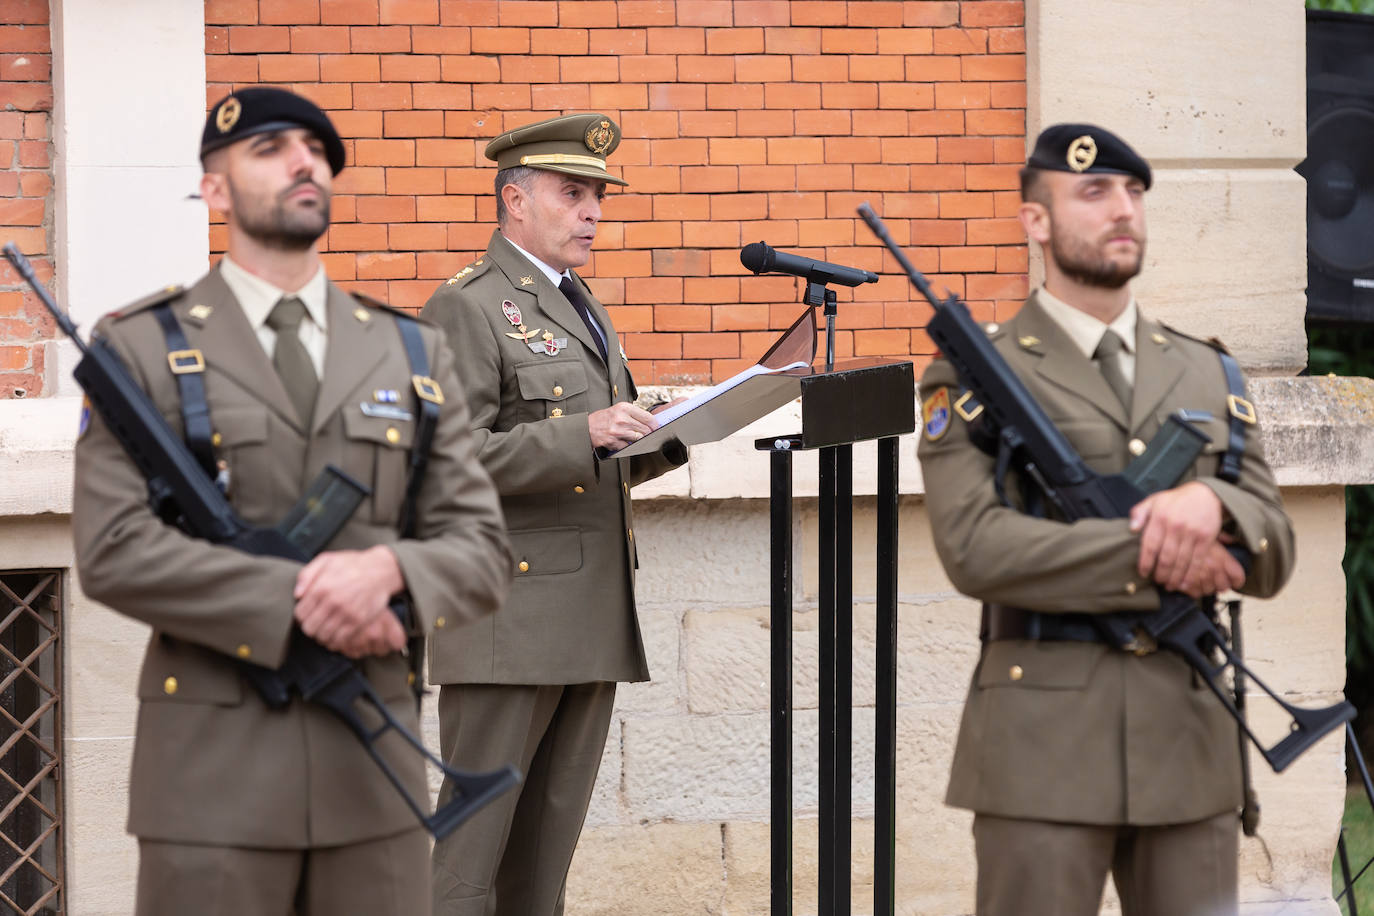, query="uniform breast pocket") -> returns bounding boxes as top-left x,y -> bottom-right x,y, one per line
341,408 -> 414,527
210,406 -> 275,521
514,361 -> 591,422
